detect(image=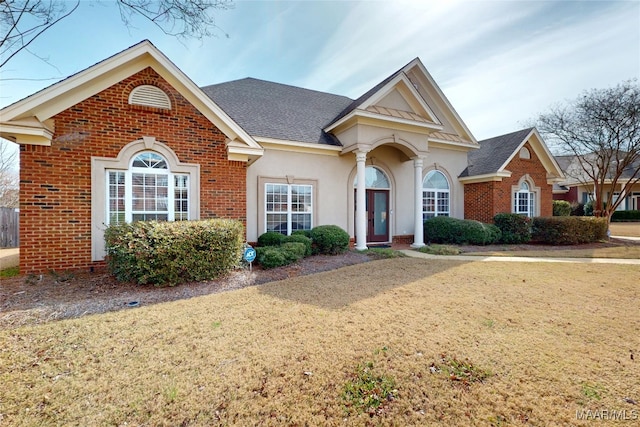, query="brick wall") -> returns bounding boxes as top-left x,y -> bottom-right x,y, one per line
19,67 -> 246,273
464,142 -> 554,222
